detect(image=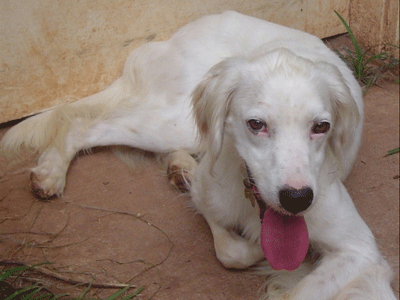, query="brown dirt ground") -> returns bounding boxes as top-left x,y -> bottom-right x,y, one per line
0,42 -> 399,299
